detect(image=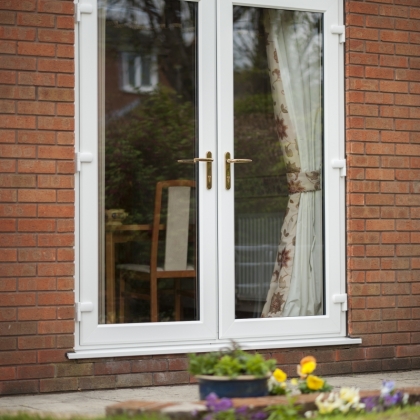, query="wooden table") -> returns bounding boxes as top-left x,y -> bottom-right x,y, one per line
105,223 -> 164,322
